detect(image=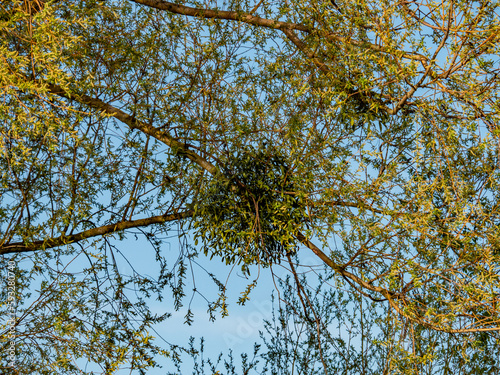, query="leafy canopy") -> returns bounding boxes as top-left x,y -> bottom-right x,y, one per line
1,0 -> 500,373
